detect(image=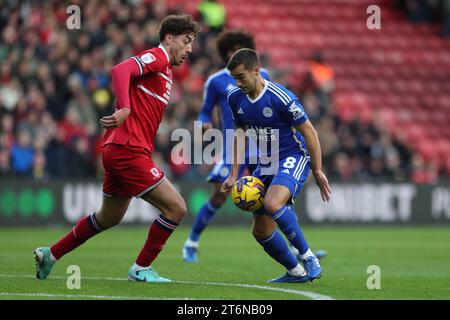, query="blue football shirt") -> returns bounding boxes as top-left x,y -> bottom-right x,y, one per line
227,79 -> 309,163
198,68 -> 270,132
